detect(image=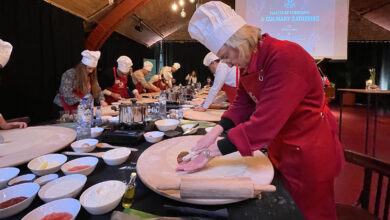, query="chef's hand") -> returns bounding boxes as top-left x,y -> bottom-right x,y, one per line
192,125 -> 224,151
194,106 -> 207,112
3,122 -> 28,130
111,93 -> 122,100
134,91 -> 142,100
100,100 -> 108,107
176,142 -> 222,172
